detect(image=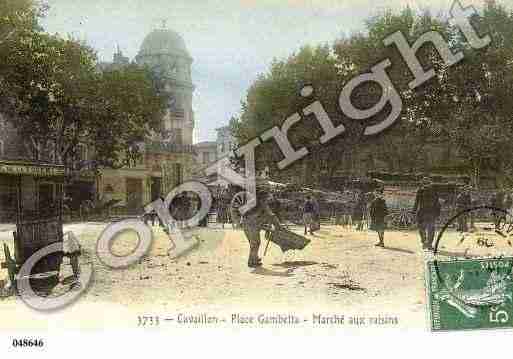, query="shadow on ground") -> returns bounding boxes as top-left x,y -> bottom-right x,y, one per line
380,246 -> 415,255
272,261 -> 318,268
251,267 -> 294,277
